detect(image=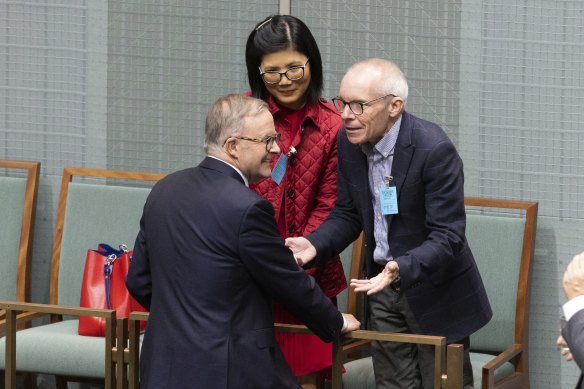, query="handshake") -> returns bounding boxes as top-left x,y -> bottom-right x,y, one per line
285,237 -> 360,333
